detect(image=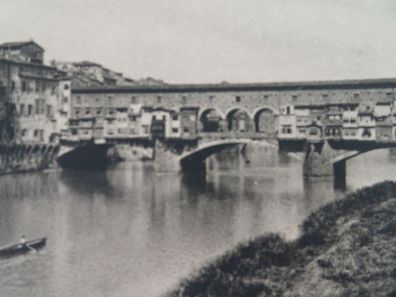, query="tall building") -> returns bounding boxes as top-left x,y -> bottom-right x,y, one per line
0,40 -> 71,144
